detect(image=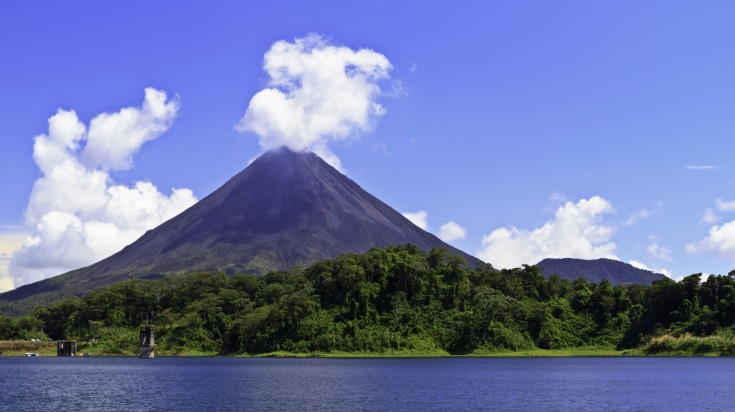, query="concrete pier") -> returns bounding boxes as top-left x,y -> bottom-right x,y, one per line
57,340 -> 76,357
139,326 -> 154,358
